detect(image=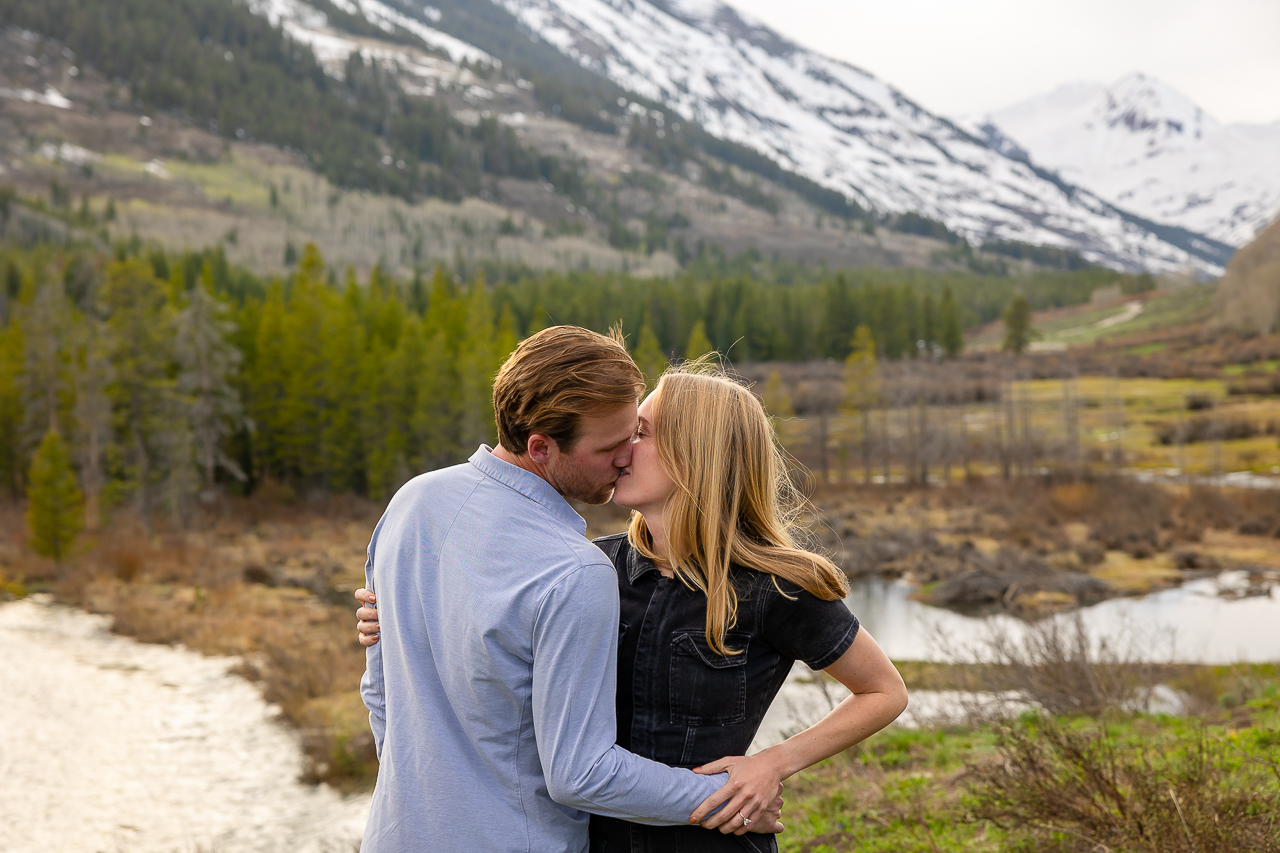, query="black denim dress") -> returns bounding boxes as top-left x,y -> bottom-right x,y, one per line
588,534 -> 860,853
